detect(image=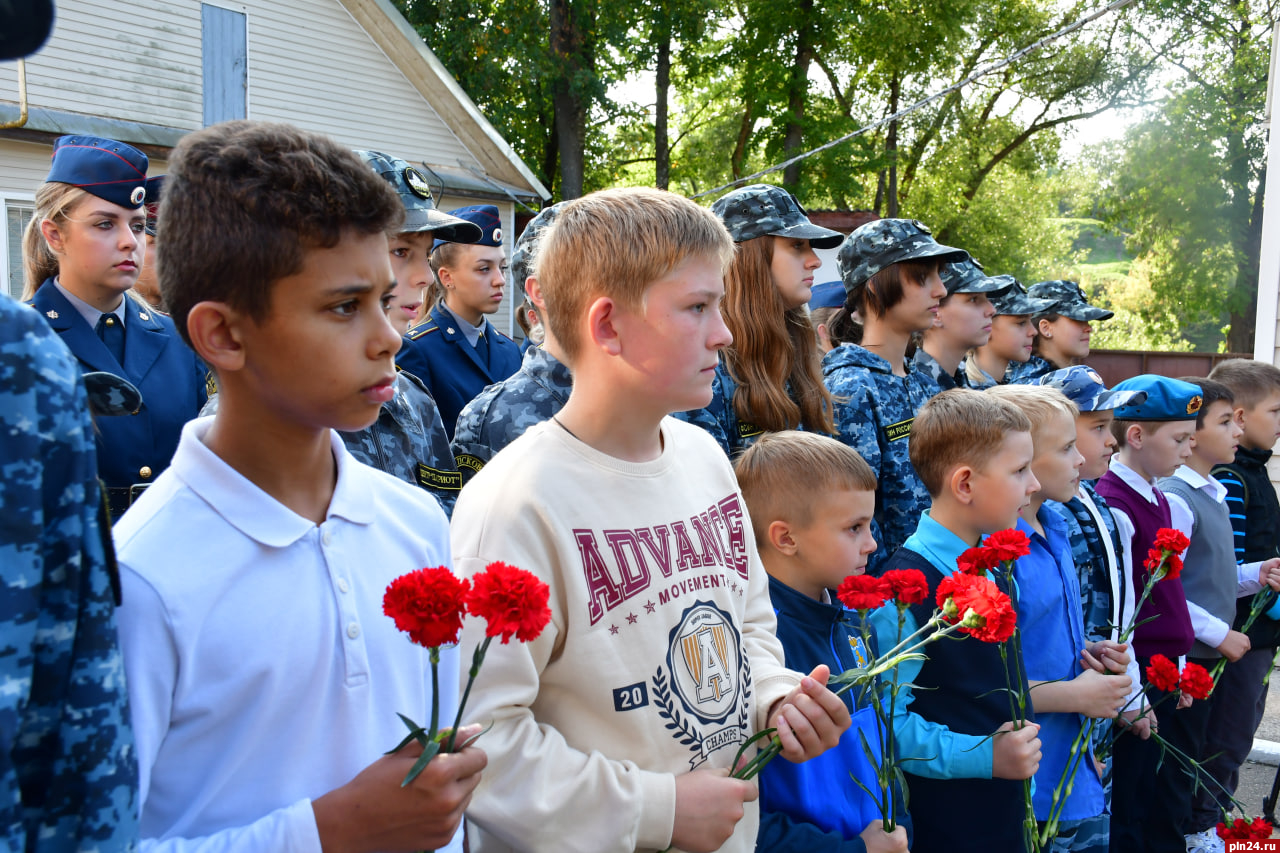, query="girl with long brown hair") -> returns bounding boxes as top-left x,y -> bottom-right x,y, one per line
676,184 -> 842,455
